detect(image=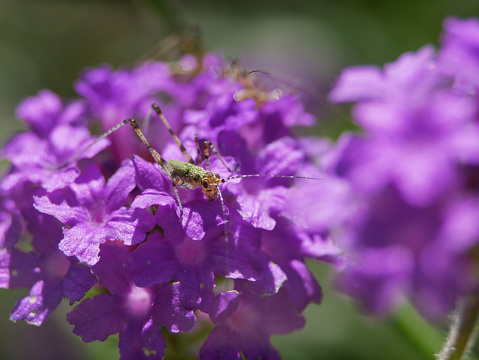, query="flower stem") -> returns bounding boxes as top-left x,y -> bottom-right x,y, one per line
437,296 -> 479,360
391,303 -> 442,359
